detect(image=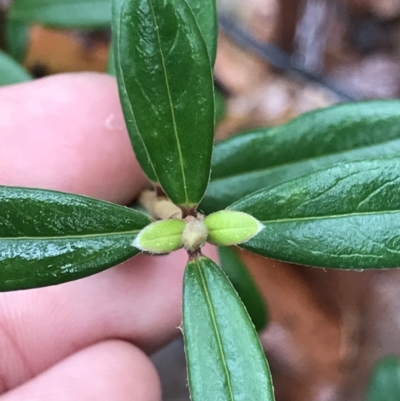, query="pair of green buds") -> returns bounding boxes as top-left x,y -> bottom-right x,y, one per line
133,210 -> 264,254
